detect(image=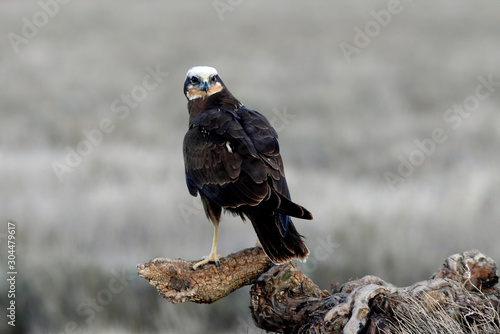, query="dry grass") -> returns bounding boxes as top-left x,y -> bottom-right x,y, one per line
388,287 -> 500,334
